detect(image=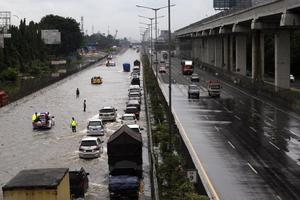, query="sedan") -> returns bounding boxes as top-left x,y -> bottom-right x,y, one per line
79,137 -> 103,159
